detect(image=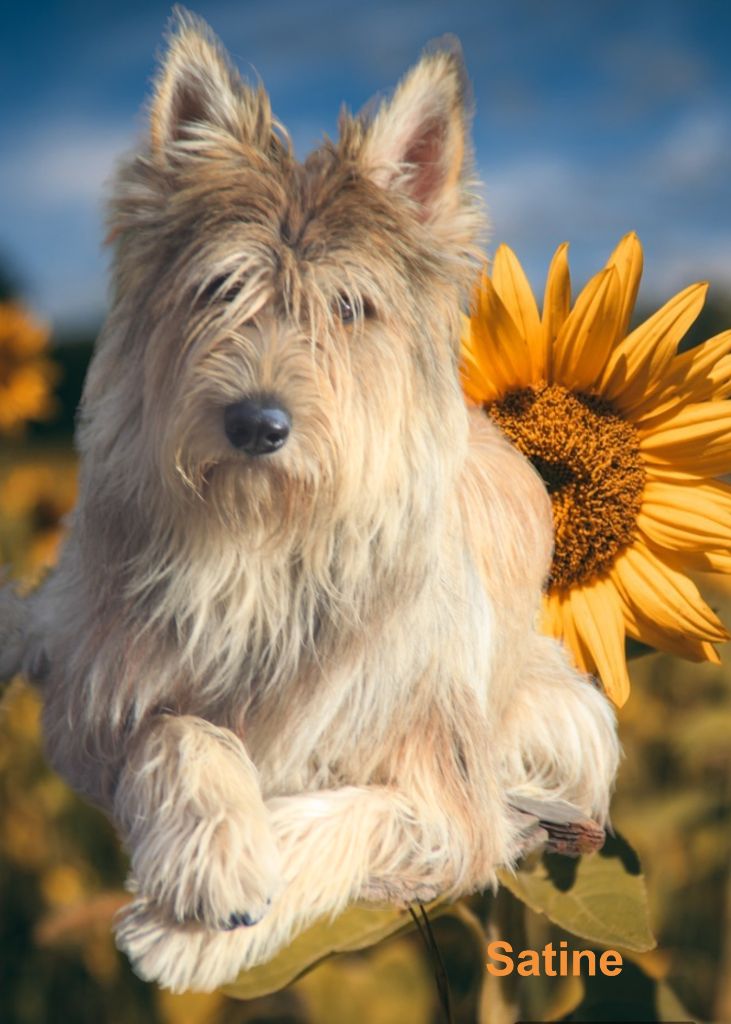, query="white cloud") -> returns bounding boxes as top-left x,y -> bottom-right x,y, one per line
644,110 -> 731,188
0,121 -> 136,208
